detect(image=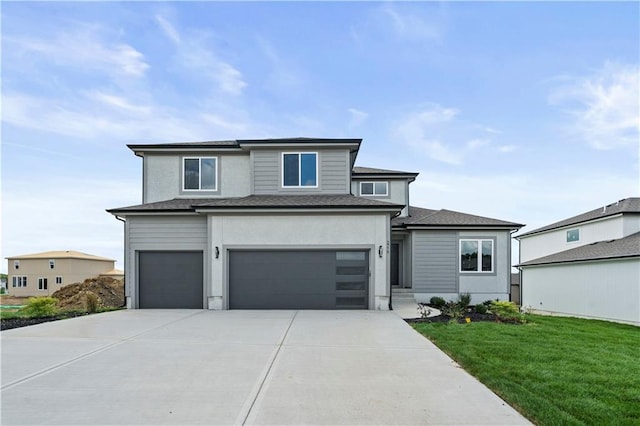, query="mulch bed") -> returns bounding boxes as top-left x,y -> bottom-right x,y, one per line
1,312 -> 90,331
407,306 -> 525,325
